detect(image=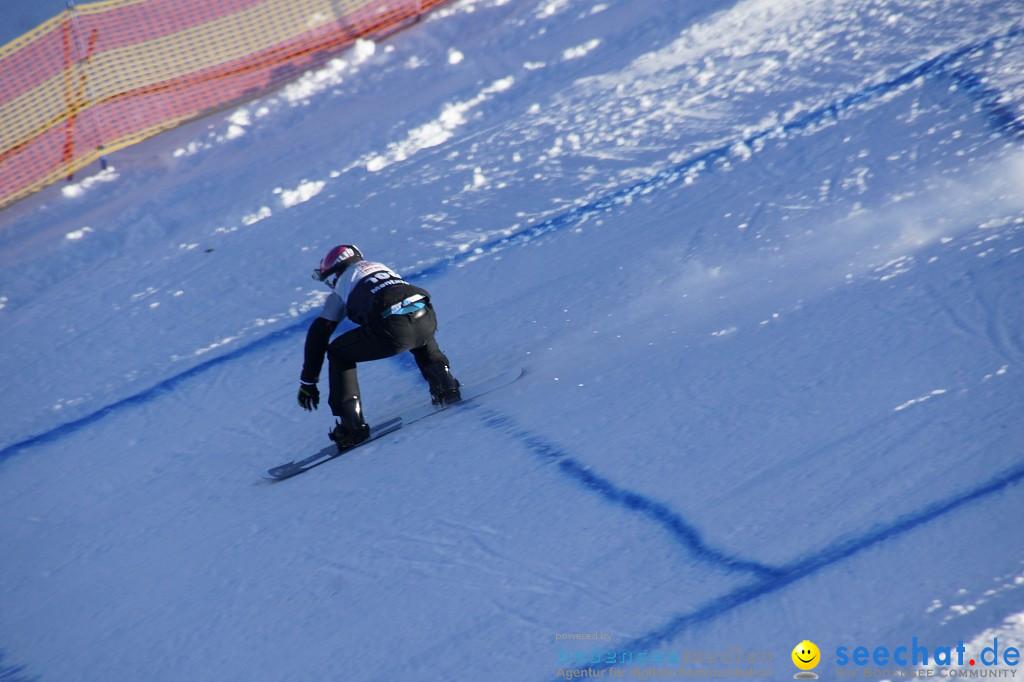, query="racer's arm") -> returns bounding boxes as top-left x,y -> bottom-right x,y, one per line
297,293 -> 345,410
300,316 -> 339,385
